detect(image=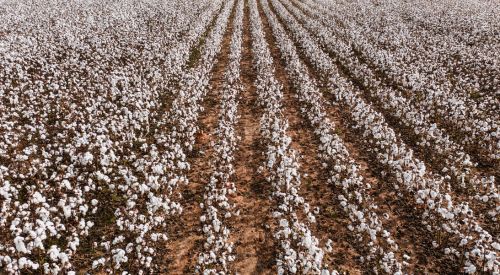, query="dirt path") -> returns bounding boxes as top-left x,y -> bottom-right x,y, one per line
229,1 -> 275,273
164,3 -> 237,273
